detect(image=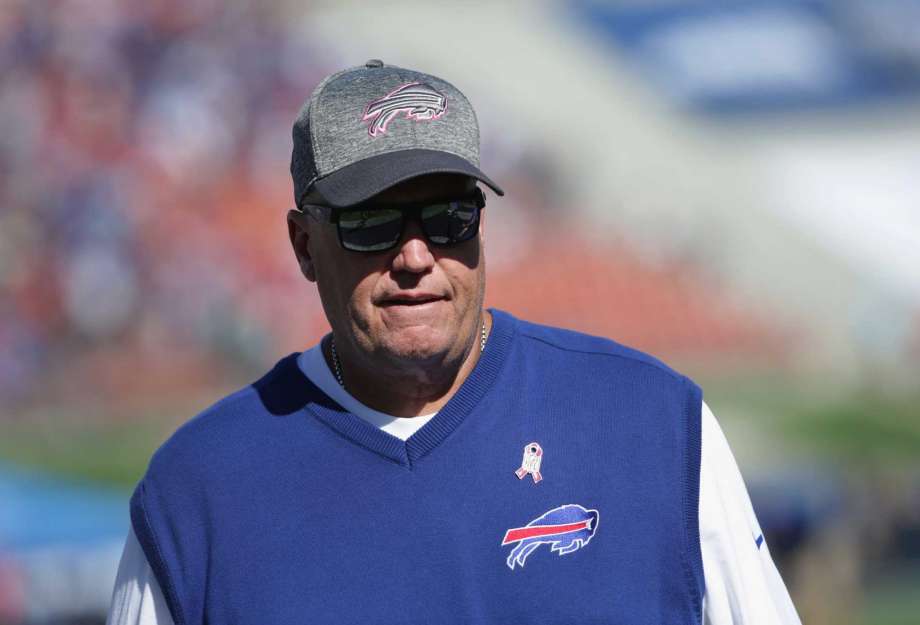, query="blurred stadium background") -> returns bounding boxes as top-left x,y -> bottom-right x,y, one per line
1,0 -> 919,623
